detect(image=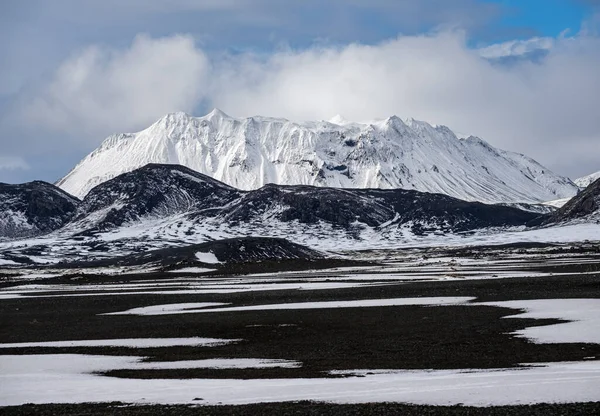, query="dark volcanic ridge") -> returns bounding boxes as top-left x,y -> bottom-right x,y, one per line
541,177 -> 600,225
2,163 -> 543,241
1,164 -> 598,267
